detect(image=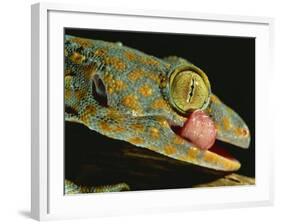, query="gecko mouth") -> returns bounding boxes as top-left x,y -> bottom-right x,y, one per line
179,110 -> 217,150
171,110 -> 237,162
